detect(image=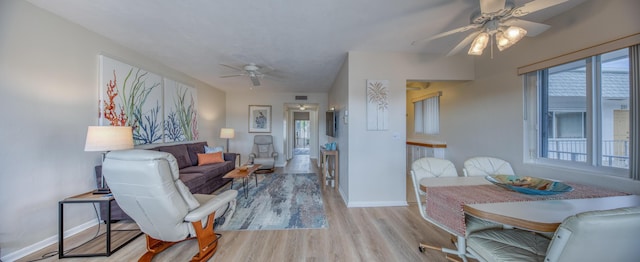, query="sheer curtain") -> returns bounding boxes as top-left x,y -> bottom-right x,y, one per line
413,92 -> 441,135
